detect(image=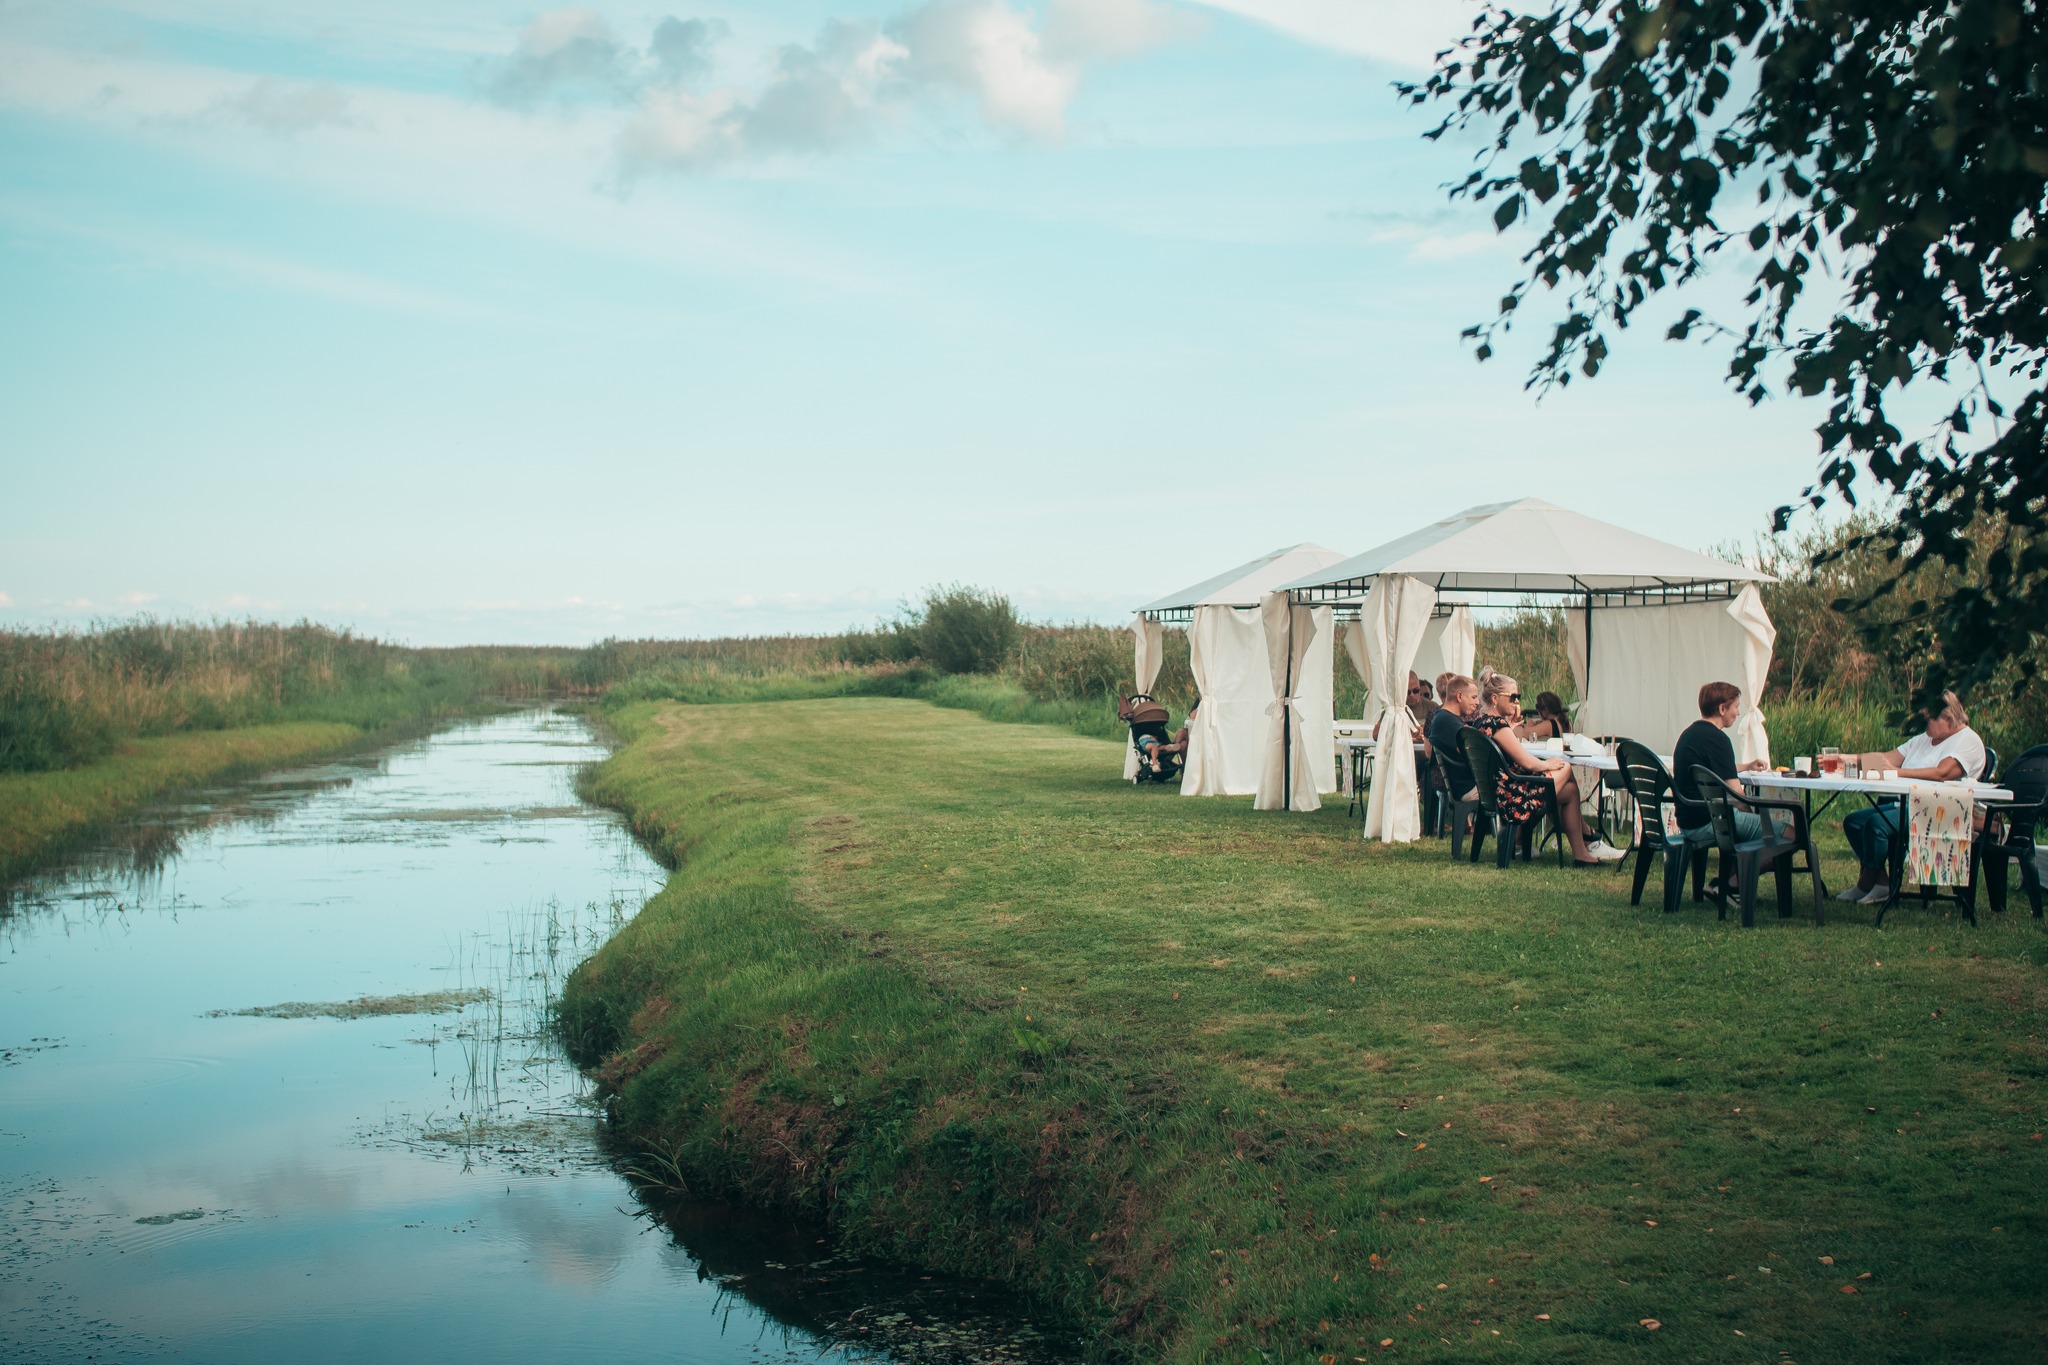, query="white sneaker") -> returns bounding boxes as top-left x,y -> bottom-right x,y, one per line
1858,885 -> 1894,905
1834,885 -> 1869,902
1587,840 -> 1626,862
